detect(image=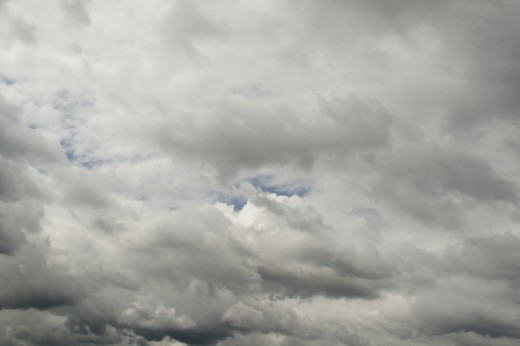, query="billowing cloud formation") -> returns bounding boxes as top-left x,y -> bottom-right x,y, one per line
1,0 -> 520,345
